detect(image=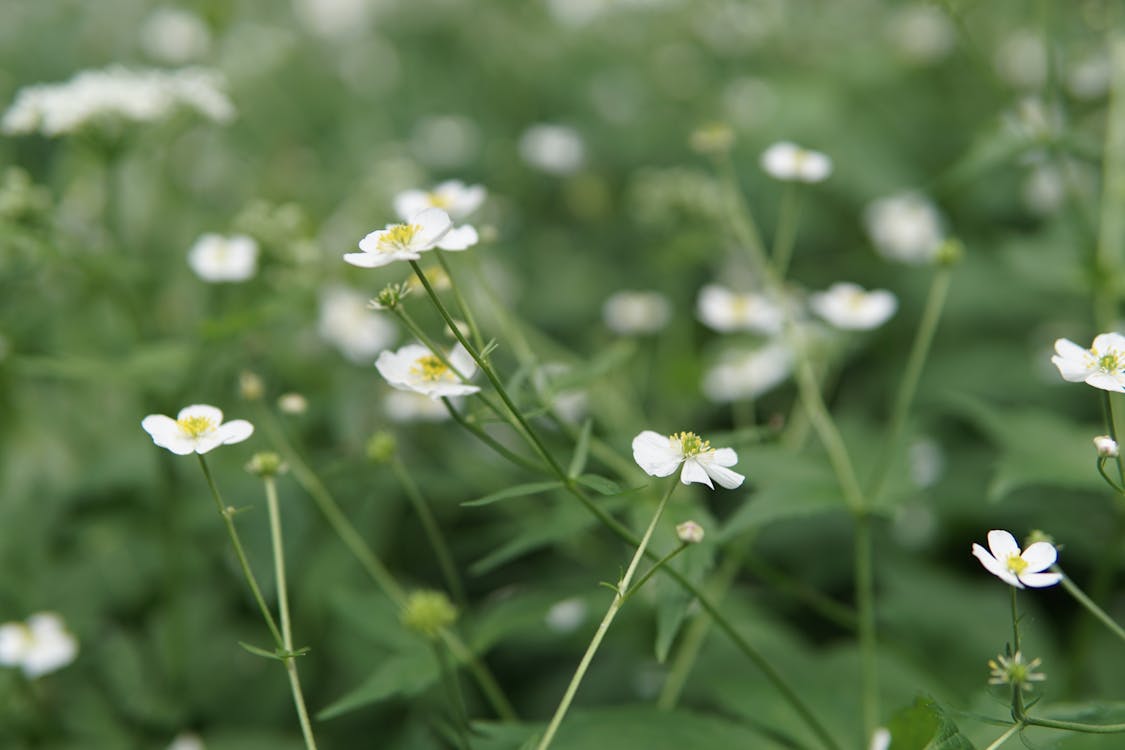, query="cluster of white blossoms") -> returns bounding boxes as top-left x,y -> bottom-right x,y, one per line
632,430 -> 744,490
2,65 -> 234,137
142,405 -> 253,455
187,234 -> 259,283
0,612 -> 78,679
